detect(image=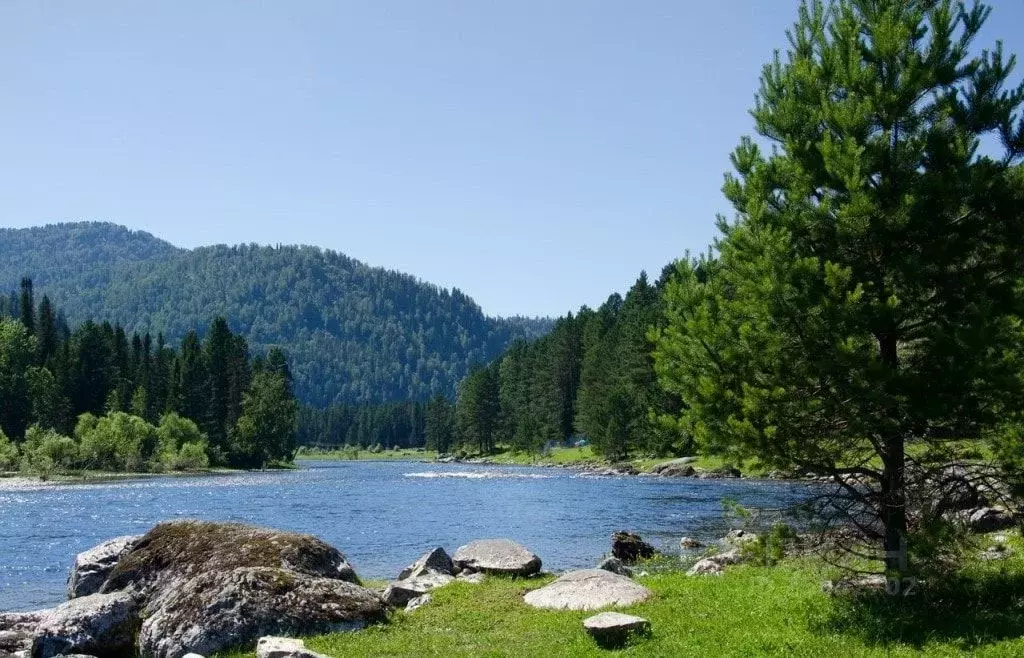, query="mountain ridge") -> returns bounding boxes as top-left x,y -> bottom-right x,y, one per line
0,222 -> 552,406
